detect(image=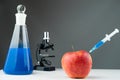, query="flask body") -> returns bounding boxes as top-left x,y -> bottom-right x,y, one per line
4,25 -> 33,75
